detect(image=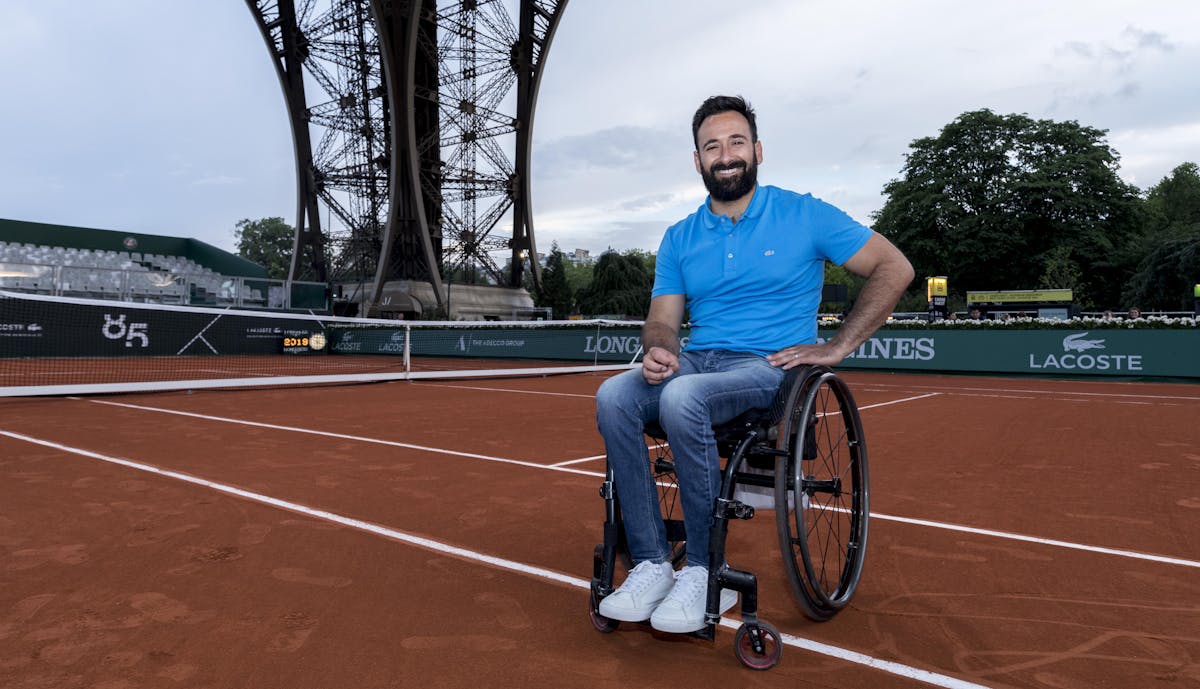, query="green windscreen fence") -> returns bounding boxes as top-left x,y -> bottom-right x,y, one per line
3,290 -> 1196,397
0,290 -> 641,396
819,328 -> 1199,378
